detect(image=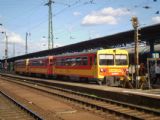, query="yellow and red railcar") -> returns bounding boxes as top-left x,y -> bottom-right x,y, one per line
14,59 -> 29,74
14,56 -> 53,76
28,56 -> 53,76
52,49 -> 129,85
14,49 -> 129,85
